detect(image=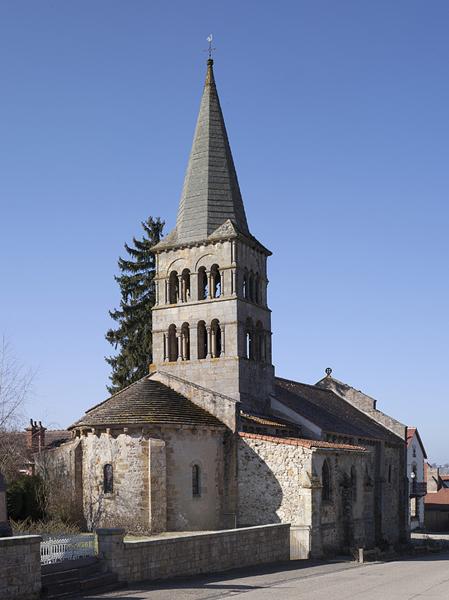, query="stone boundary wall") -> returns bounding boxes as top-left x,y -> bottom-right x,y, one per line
0,535 -> 41,600
97,524 -> 290,583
